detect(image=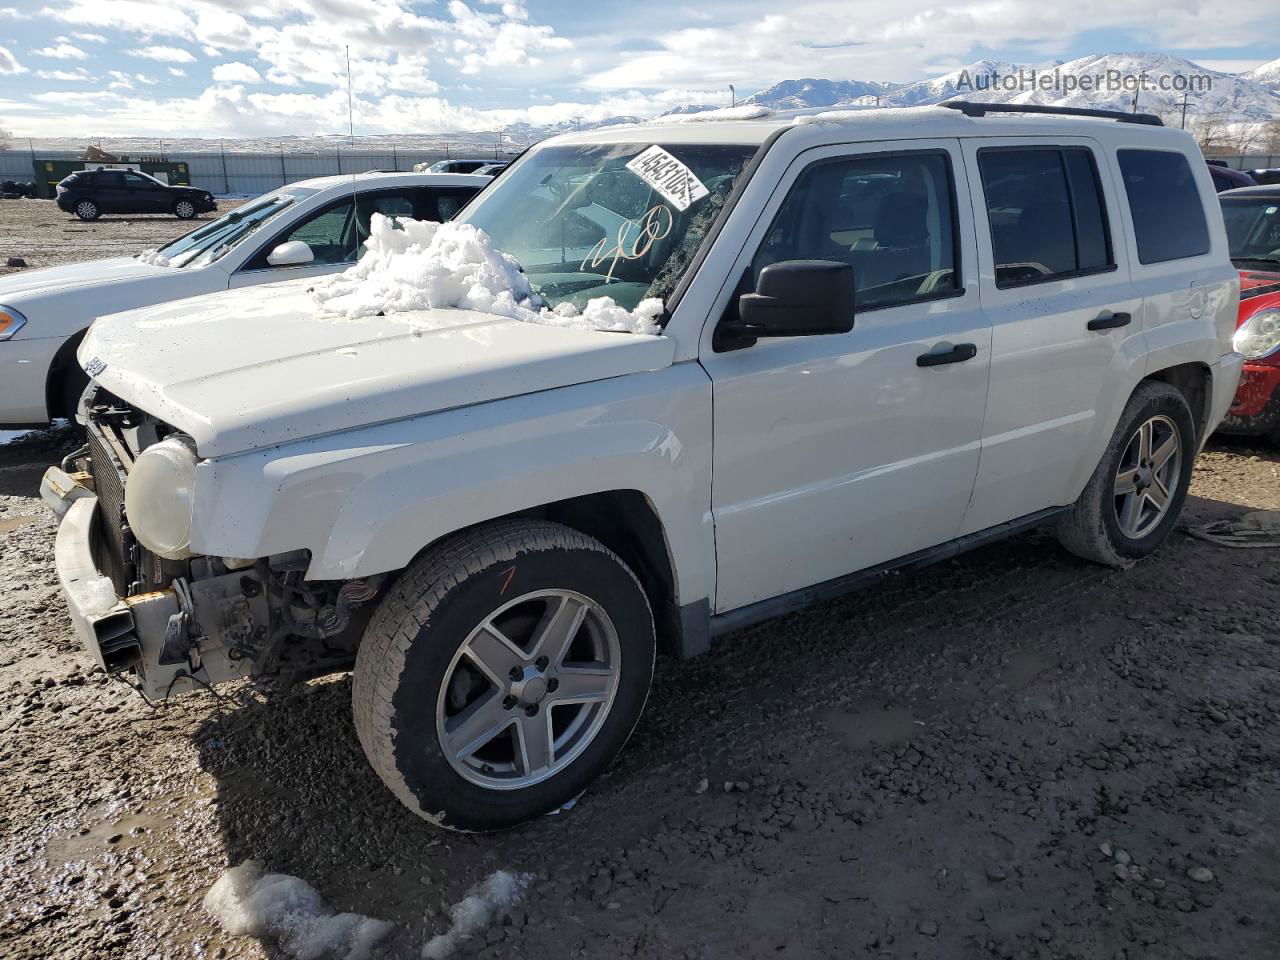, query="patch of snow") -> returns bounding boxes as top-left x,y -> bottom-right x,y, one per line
203,860 -> 395,960
792,108 -> 878,125
81,576 -> 122,618
421,871 -> 532,960
311,214 -> 663,335
651,104 -> 772,124
136,249 -> 171,267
